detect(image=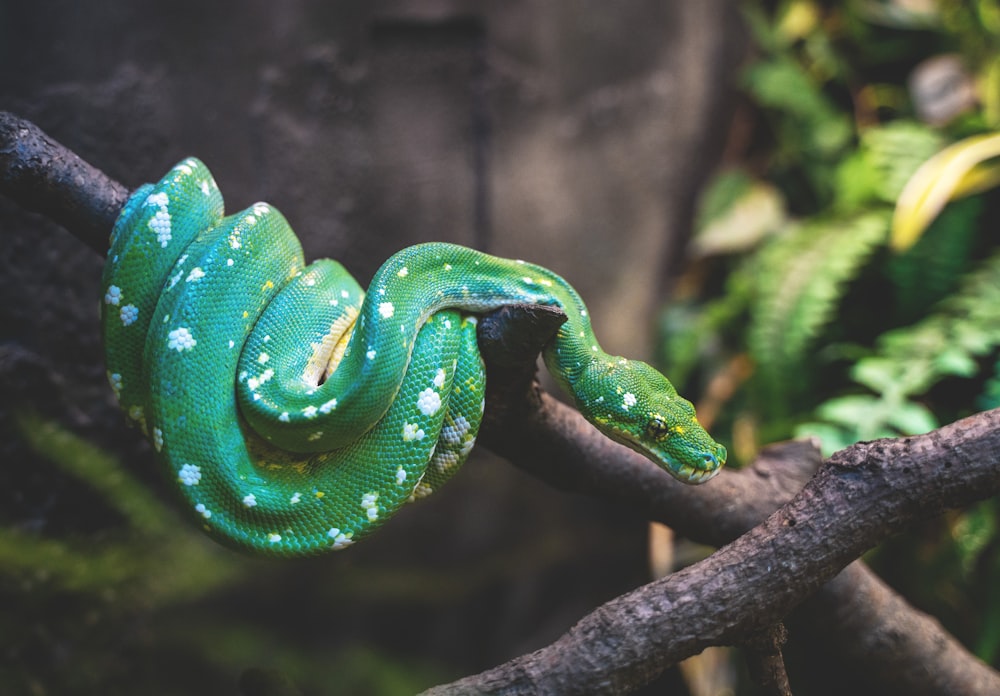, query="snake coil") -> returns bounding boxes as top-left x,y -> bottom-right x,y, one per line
101,159 -> 725,556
